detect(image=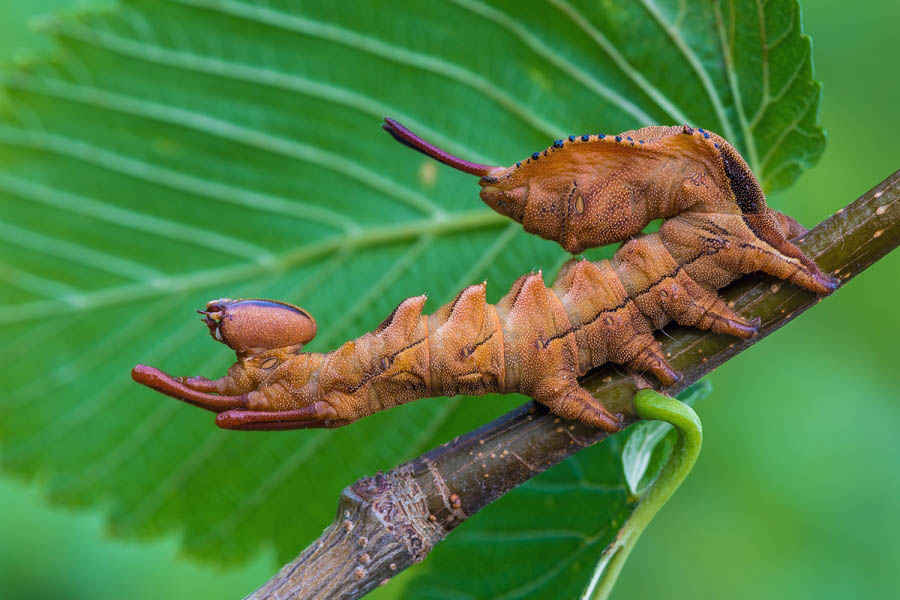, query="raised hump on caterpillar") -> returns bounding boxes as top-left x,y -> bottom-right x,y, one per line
133,201 -> 837,432
382,118 -> 835,292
